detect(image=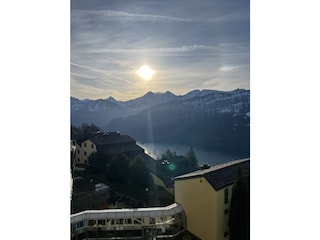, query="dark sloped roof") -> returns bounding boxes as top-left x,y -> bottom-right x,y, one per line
175,158 -> 250,191
99,144 -> 144,156
88,134 -> 135,146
